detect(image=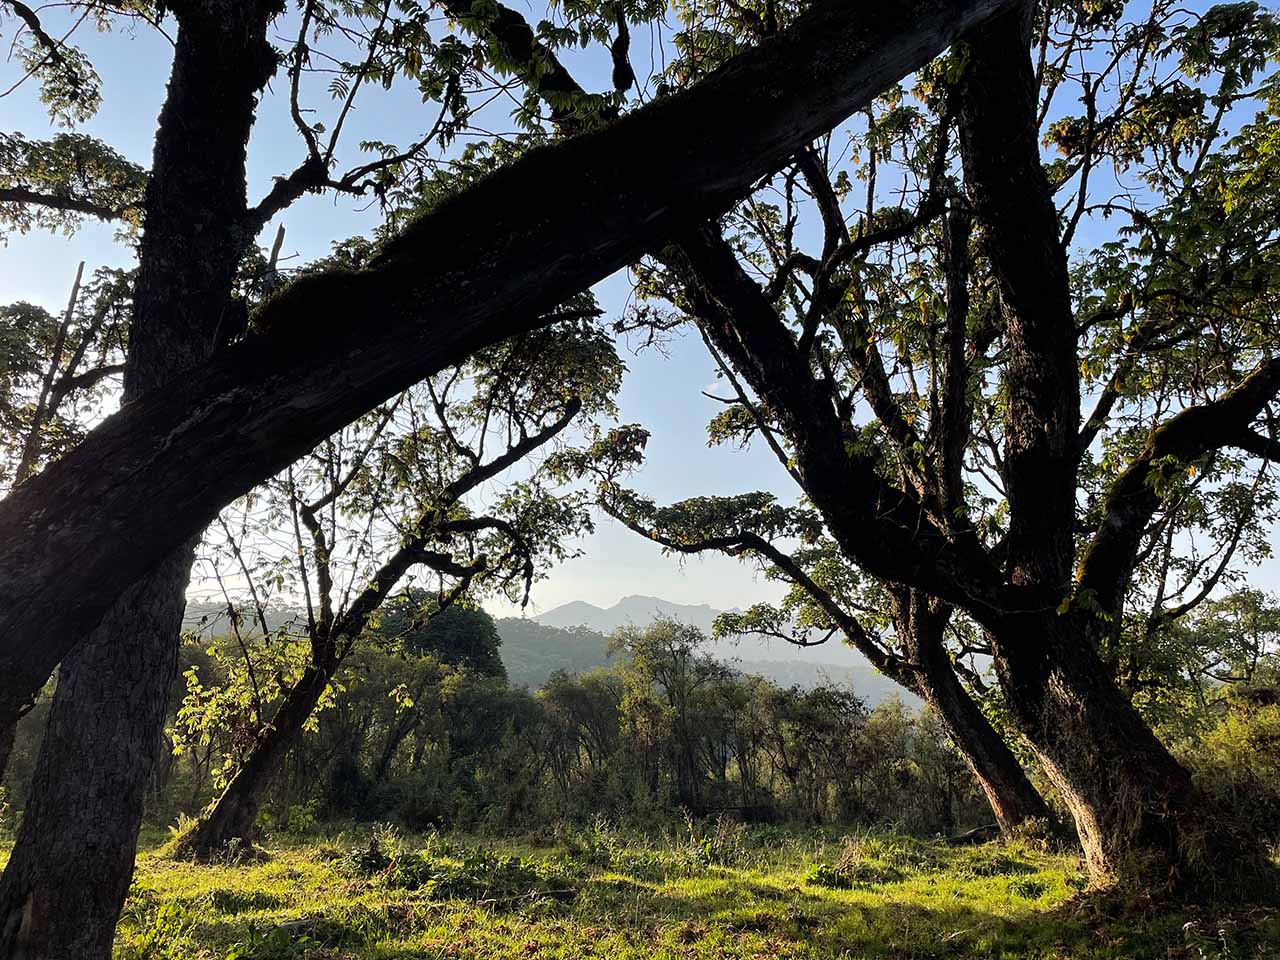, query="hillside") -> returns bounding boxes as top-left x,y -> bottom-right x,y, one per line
184,597 -> 914,706
494,617 -> 615,688
504,595 -> 915,706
